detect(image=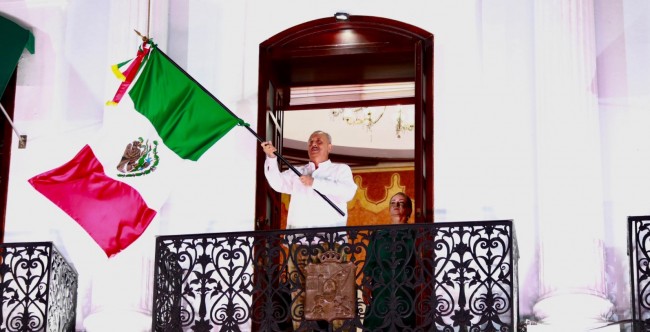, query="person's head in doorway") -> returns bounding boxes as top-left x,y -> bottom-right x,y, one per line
261,130 -> 334,170
306,130 -> 332,168
389,192 -> 412,224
